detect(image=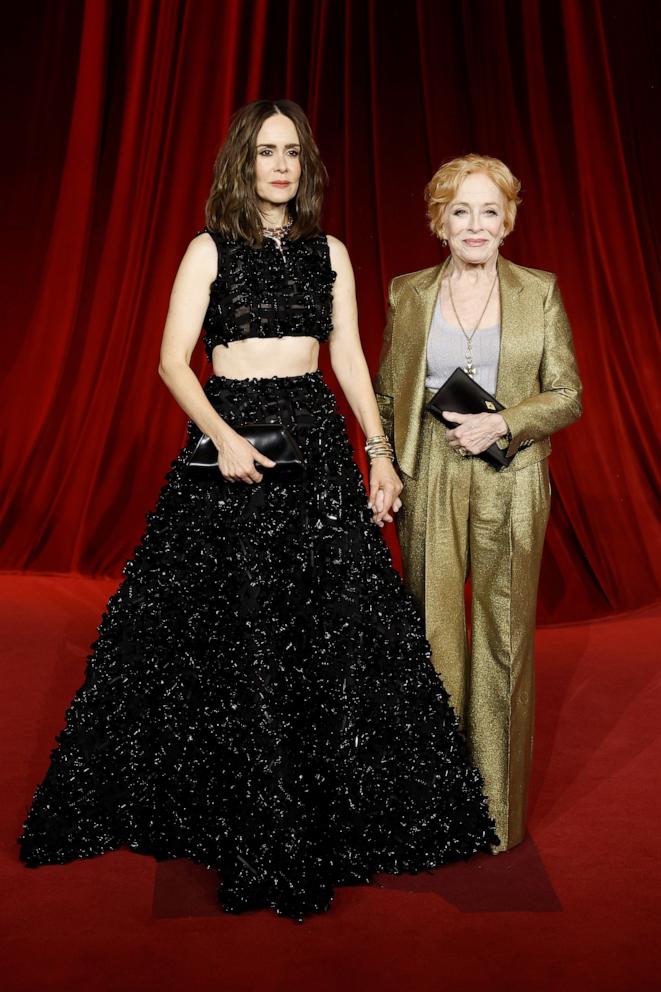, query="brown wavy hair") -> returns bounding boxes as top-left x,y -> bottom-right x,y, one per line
205,100 -> 327,244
